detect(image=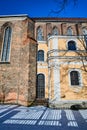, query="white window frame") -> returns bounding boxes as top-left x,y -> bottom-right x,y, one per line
68,69 -> 83,88
66,39 -> 78,51
1,26 -> 12,62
